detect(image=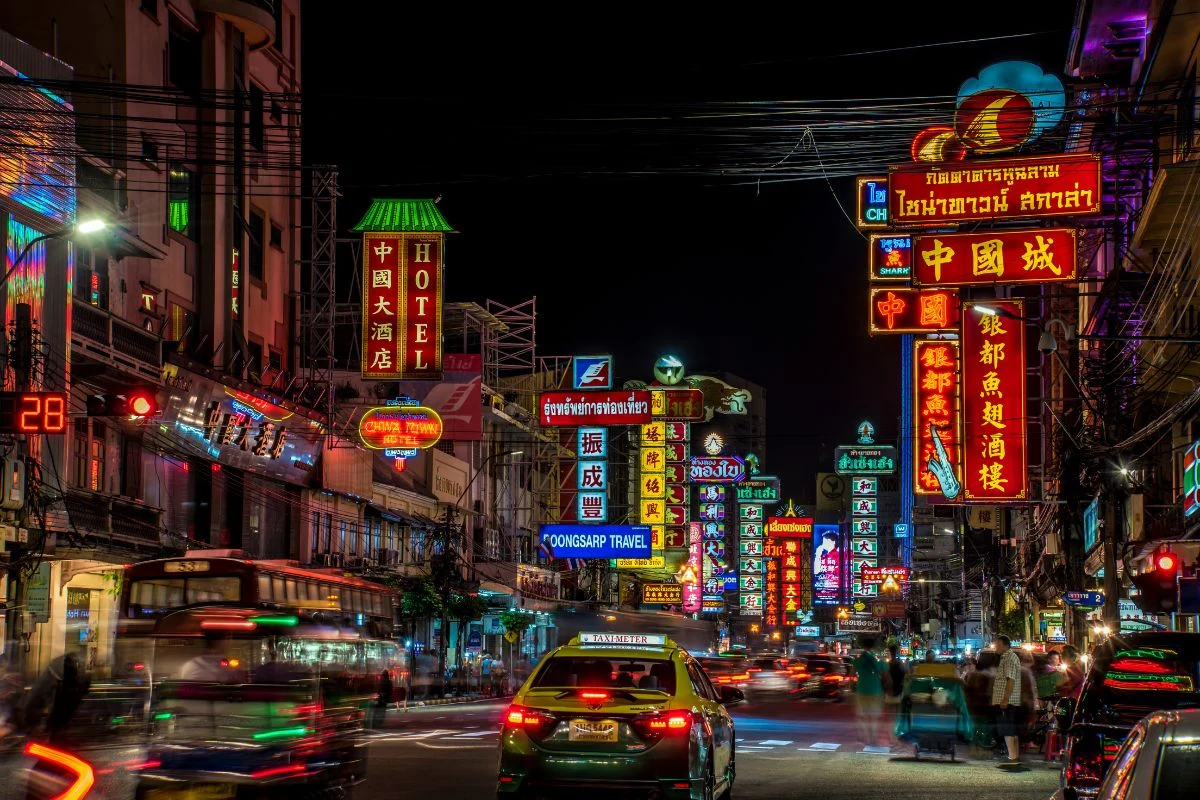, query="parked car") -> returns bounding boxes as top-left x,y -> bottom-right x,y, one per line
1059,632 -> 1200,800
1052,708 -> 1200,800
